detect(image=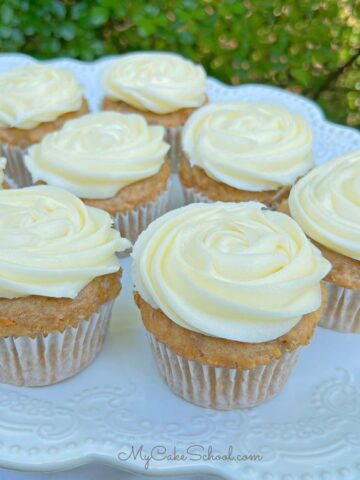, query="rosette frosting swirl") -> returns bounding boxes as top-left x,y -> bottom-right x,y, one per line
132,202 -> 330,343
0,65 -> 83,129
102,52 -> 206,114
289,151 -> 360,260
25,112 -> 170,199
0,186 -> 130,299
182,103 -> 313,191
